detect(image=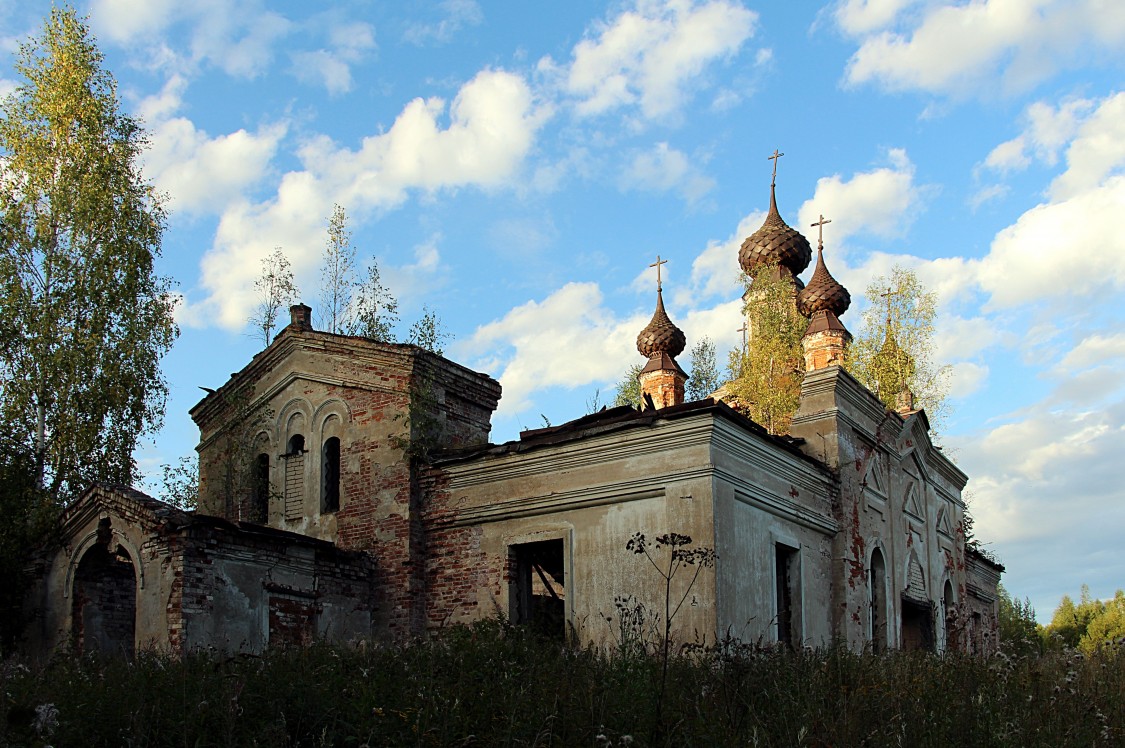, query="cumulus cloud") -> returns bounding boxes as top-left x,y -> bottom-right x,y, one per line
680,210 -> 762,304
619,142 -> 715,203
137,76 -> 286,215
187,69 -> 548,329
839,0 -> 1125,96
796,149 -> 923,247
290,21 -> 376,95
540,0 -> 758,119
977,176 -> 1125,308
93,0 -> 291,78
458,283 -> 646,414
